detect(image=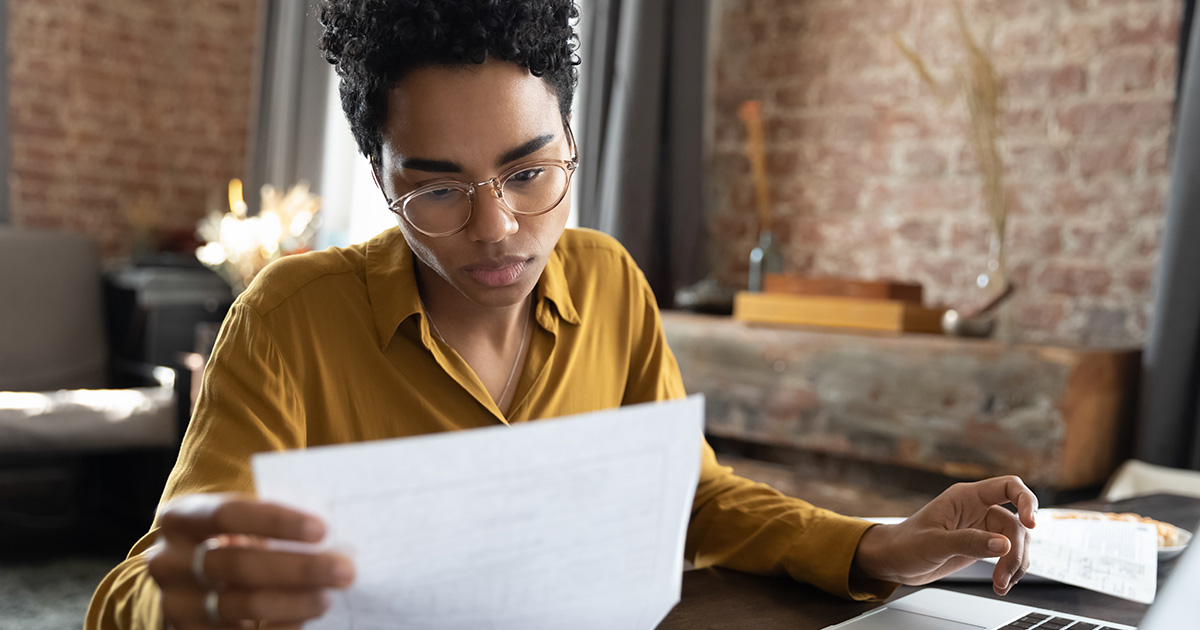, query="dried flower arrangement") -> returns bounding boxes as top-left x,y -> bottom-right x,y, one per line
893,3 -> 1008,295
195,179 -> 322,293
